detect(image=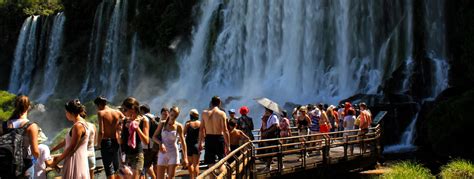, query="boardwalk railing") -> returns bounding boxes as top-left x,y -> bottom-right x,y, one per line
198,141 -> 254,179
198,124 -> 382,179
